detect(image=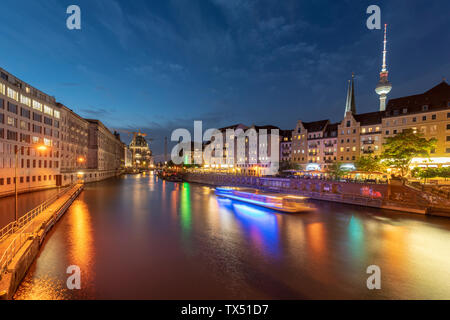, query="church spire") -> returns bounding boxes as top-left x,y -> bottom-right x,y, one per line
375,24 -> 392,111
345,73 -> 356,115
